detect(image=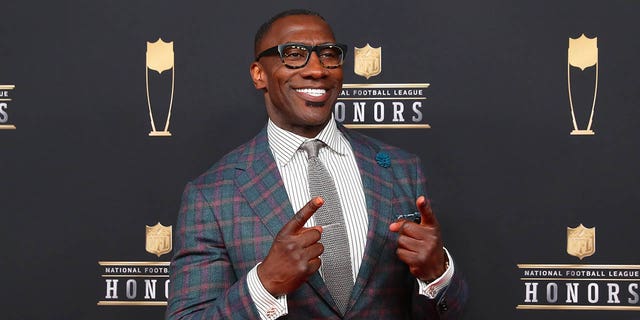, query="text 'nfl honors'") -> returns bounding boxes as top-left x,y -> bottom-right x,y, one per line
335,43 -> 430,129
517,224 -> 640,311
97,223 -> 172,306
